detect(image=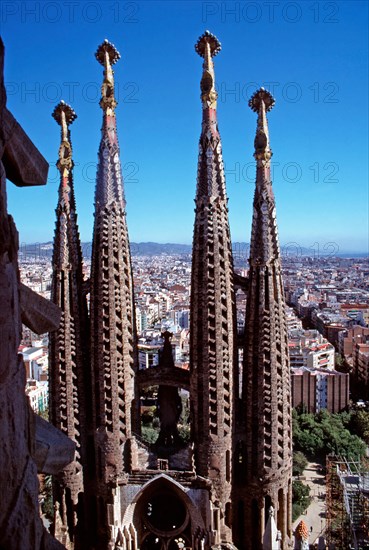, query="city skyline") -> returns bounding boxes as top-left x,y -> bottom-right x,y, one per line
2,0 -> 368,253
